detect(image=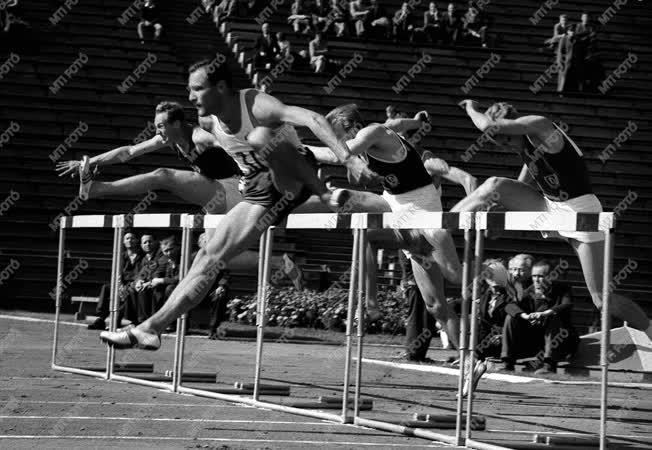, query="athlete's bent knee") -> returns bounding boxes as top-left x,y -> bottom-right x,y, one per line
426,301 -> 448,321
151,167 -> 174,187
